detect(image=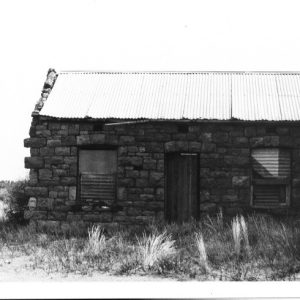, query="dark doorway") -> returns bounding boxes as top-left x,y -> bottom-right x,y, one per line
165,153 -> 199,223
